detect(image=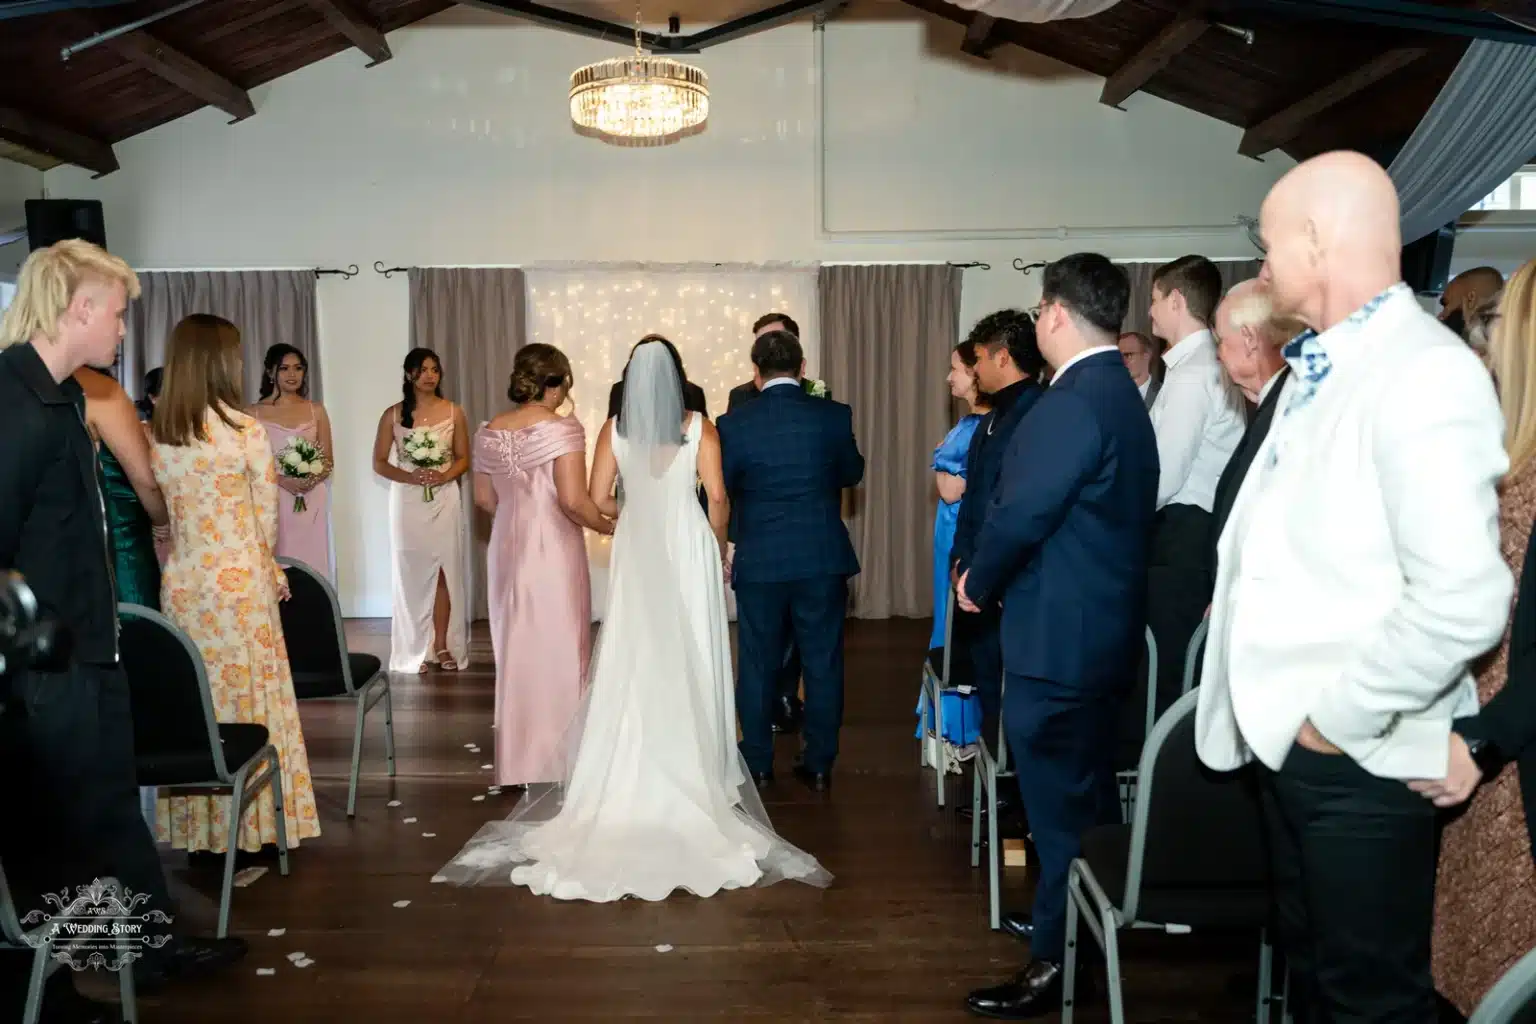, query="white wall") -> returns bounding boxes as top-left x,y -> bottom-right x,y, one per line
40,6 -> 1287,616
0,161 -> 41,276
